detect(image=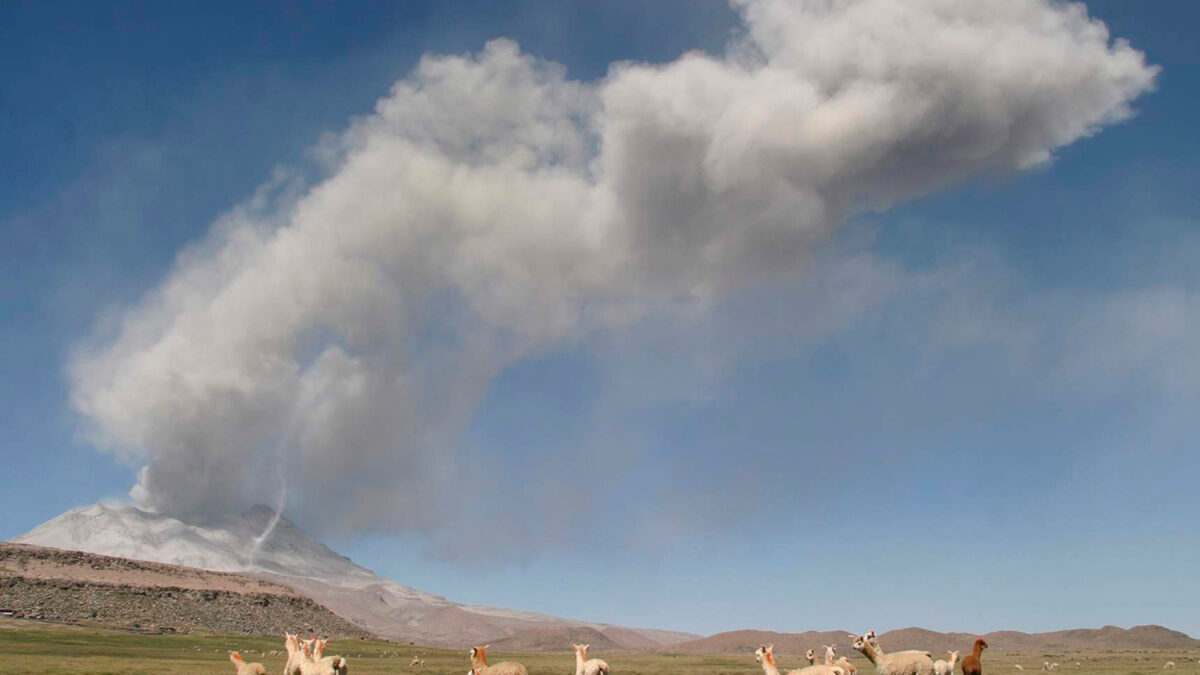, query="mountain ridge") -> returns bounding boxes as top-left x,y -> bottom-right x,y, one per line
13,505 -> 1195,653
670,625 -> 1200,655
10,503 -> 695,648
